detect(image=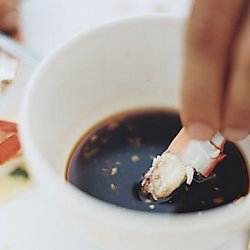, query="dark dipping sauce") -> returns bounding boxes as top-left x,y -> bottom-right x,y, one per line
66,109 -> 249,213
